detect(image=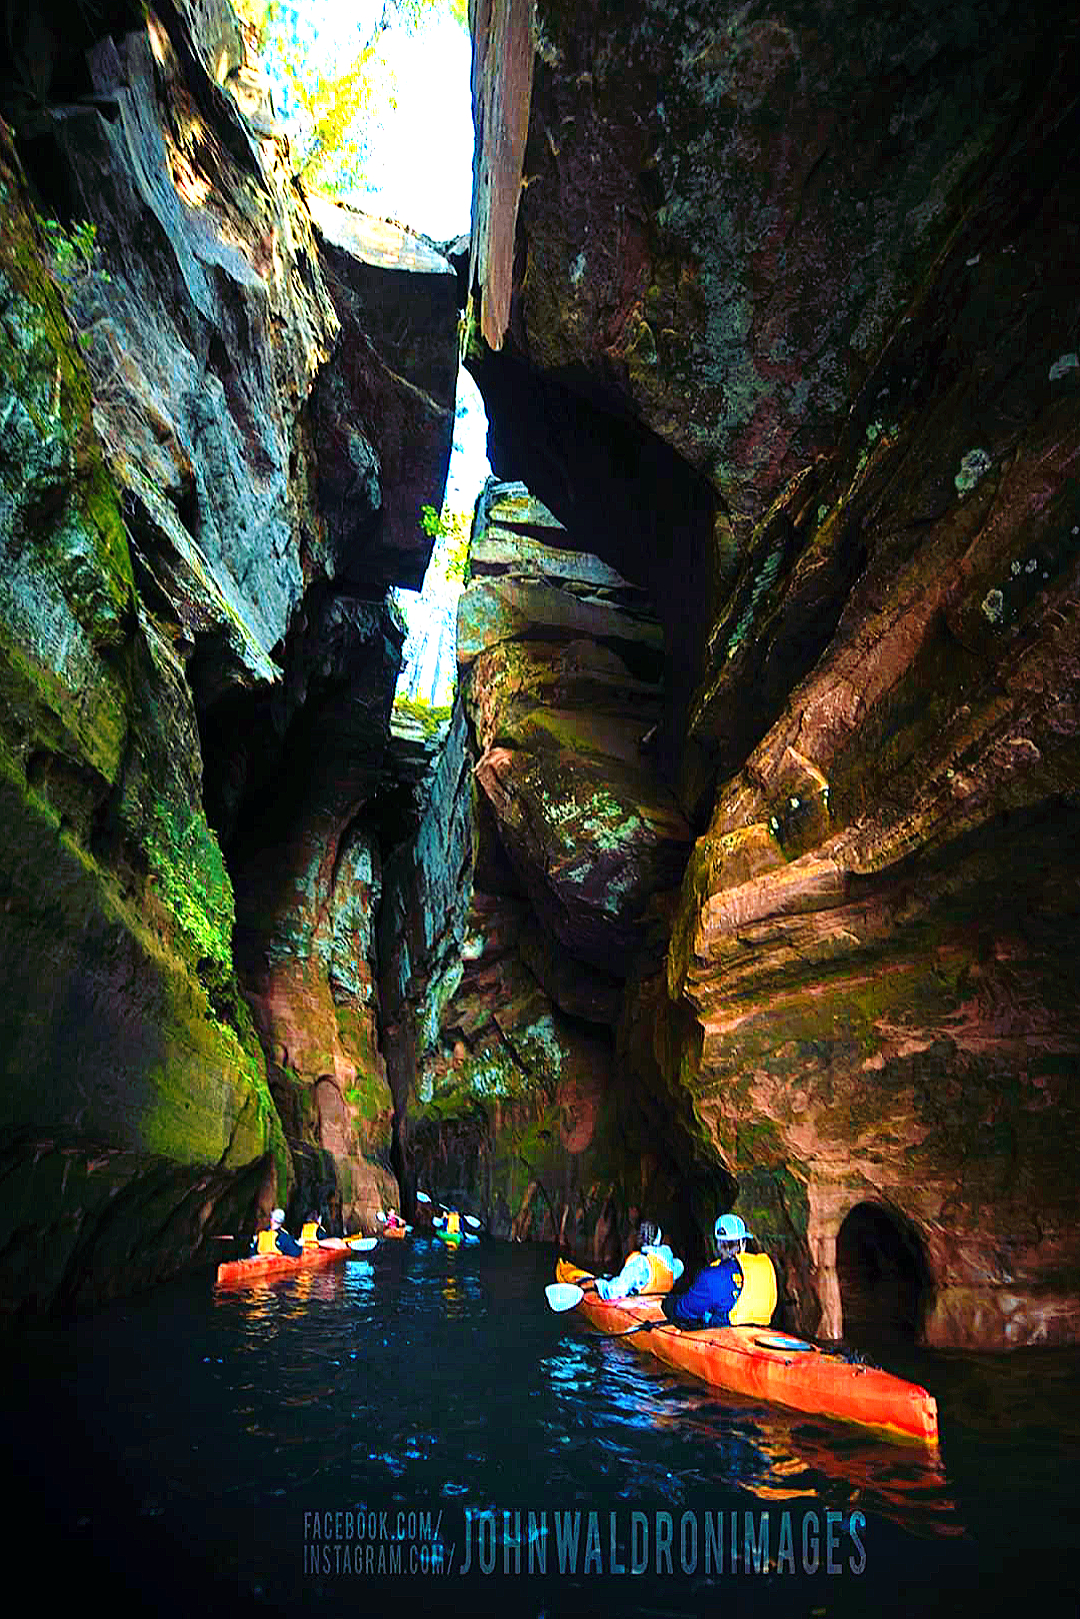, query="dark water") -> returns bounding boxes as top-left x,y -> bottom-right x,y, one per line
6,1239 -> 1080,1619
